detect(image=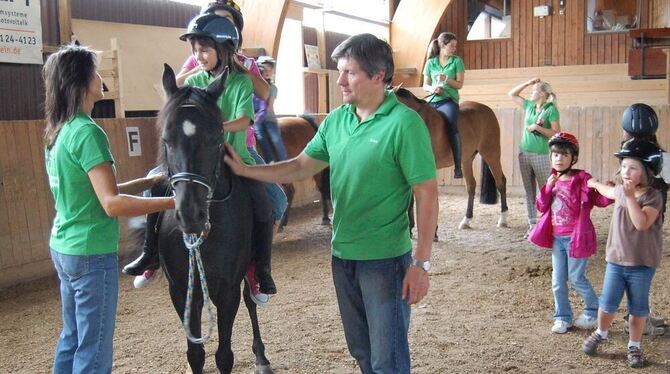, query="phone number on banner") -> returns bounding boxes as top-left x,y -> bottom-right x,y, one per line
0,34 -> 37,45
